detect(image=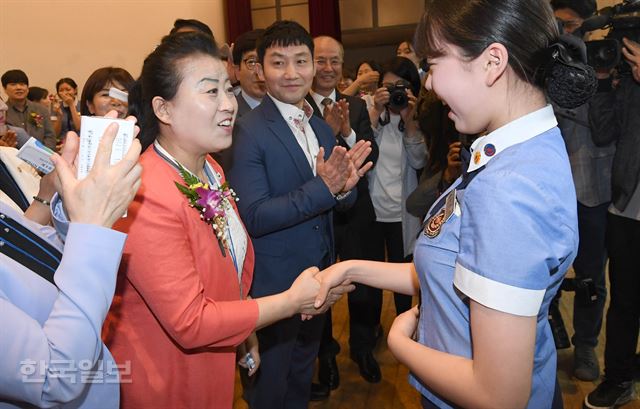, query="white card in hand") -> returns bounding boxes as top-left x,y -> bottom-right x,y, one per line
78,116 -> 134,180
